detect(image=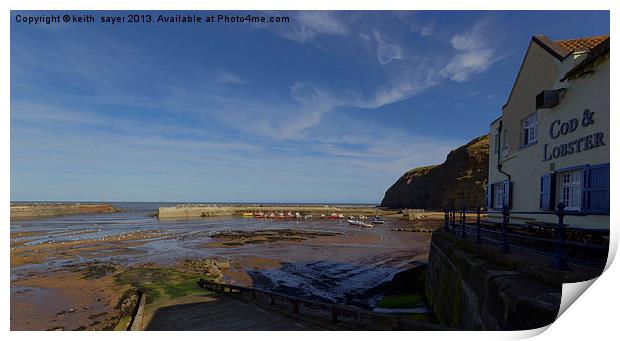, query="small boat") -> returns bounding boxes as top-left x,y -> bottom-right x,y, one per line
304,214 -> 312,219
277,212 -> 285,219
360,222 -> 374,228
347,219 -> 360,225
242,212 -> 253,217
337,214 -> 345,219
254,212 -> 265,218
295,212 -> 302,219
268,212 -> 276,218
372,216 -> 385,224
